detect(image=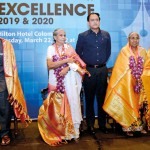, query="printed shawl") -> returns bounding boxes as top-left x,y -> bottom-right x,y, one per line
2,38 -> 31,125
103,43 -> 149,129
